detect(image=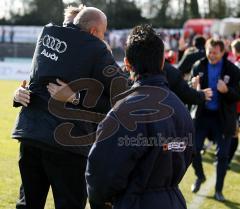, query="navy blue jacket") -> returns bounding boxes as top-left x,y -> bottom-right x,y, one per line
86,74 -> 194,209
12,23 -> 123,156
164,62 -> 205,105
